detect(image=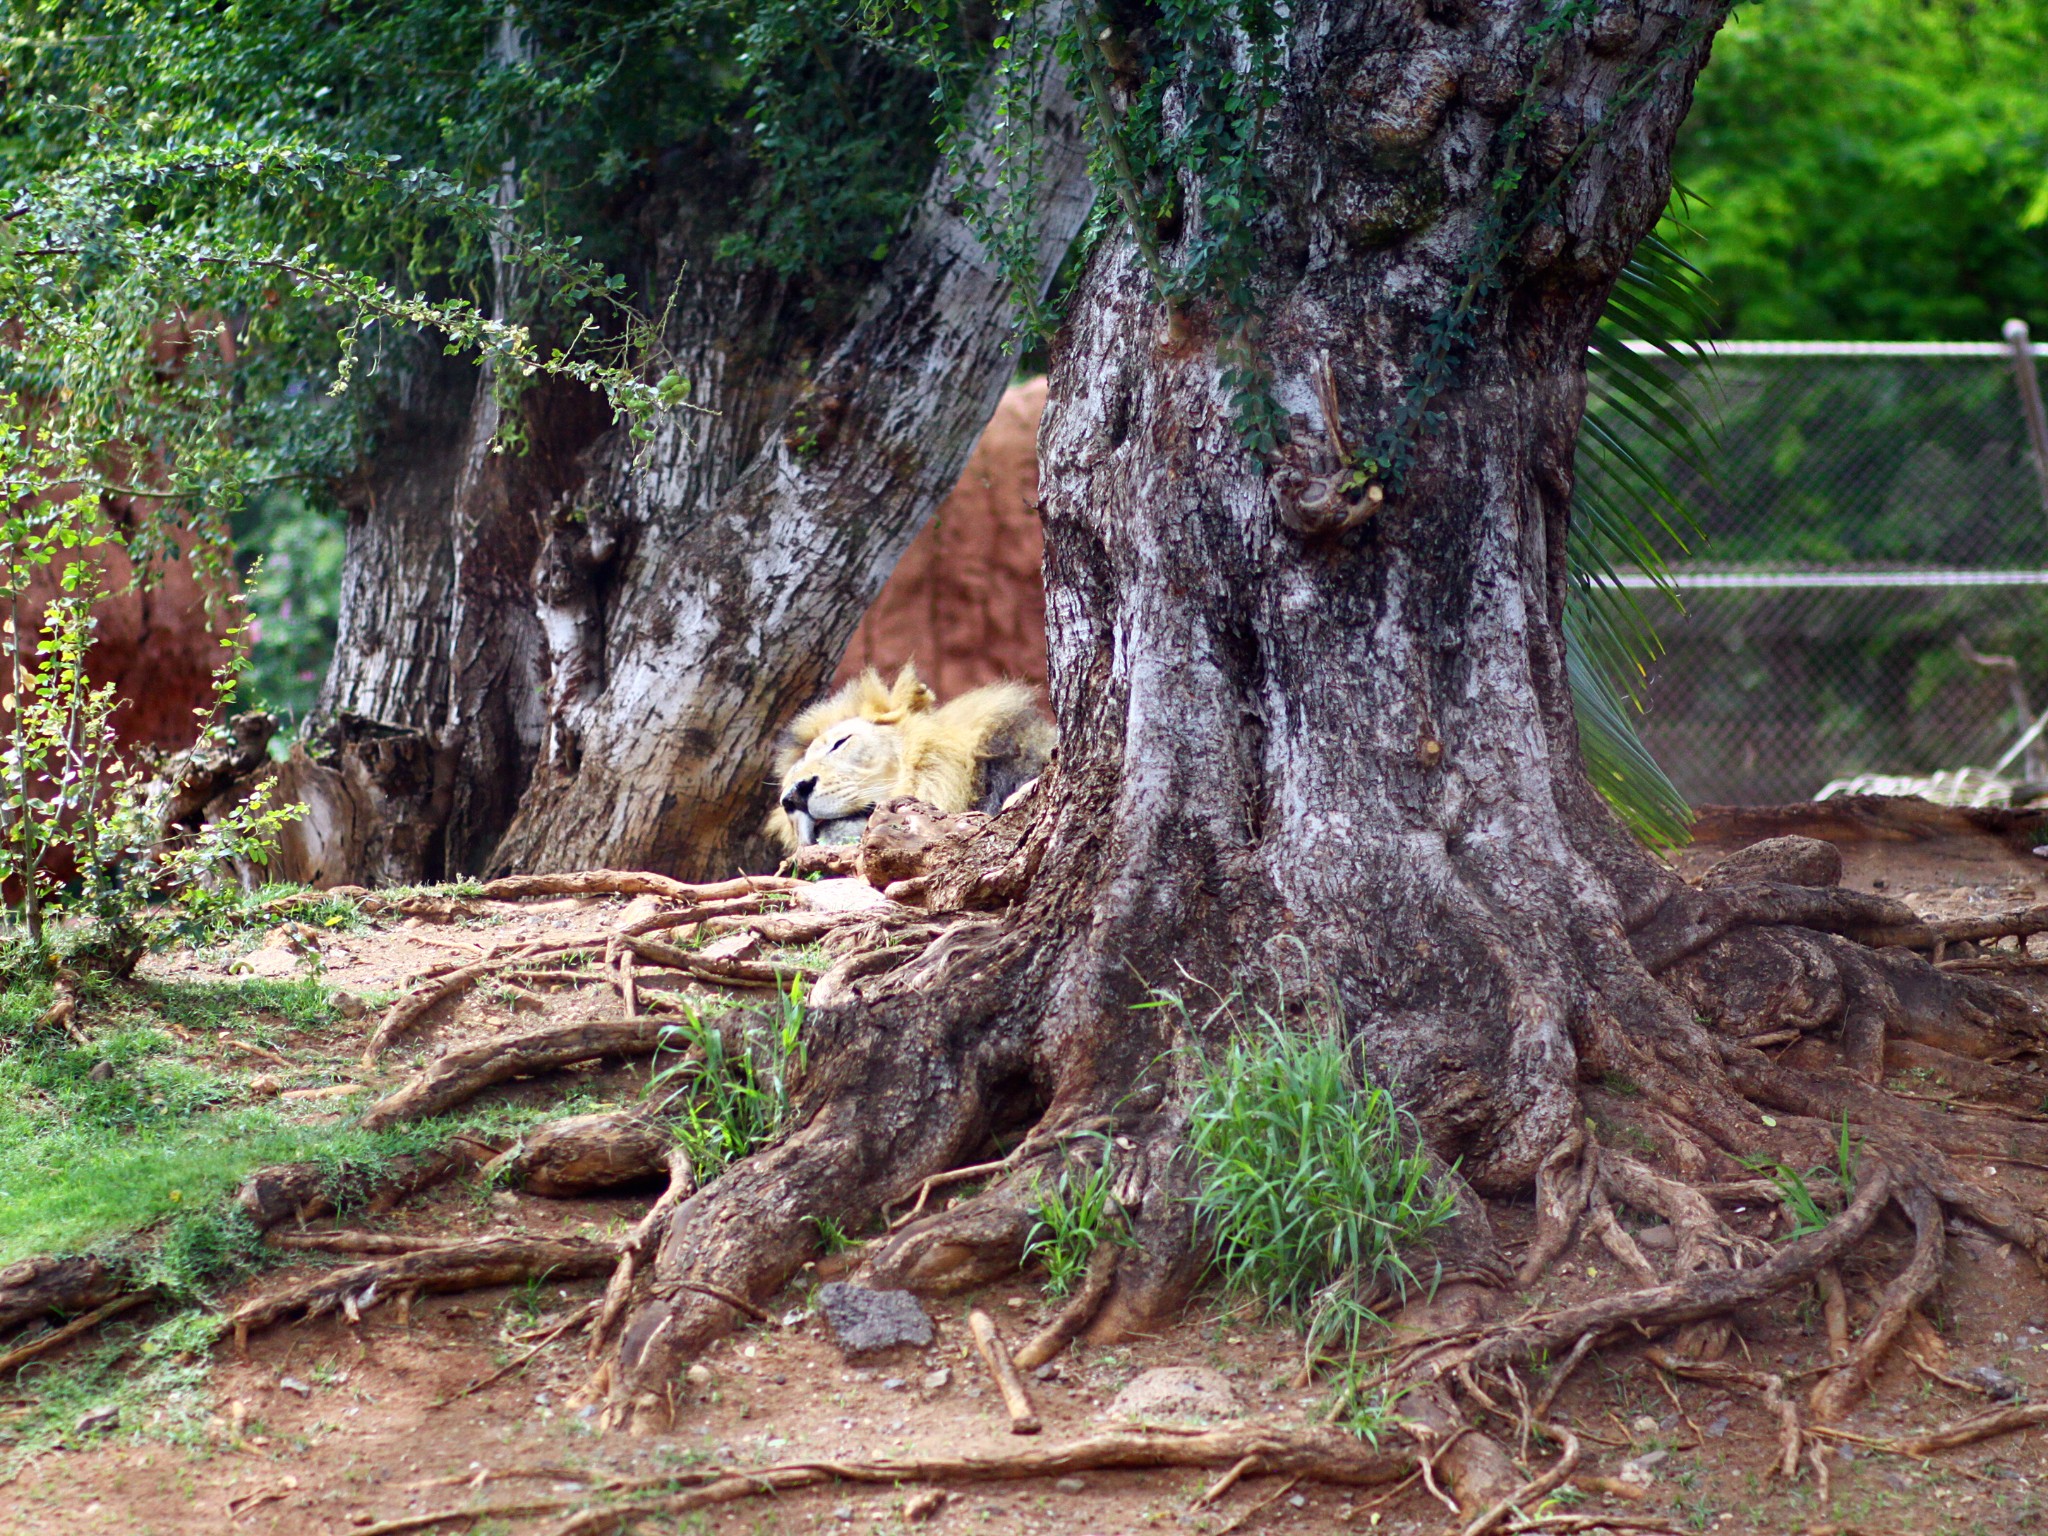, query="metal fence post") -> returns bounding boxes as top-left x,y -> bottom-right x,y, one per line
2004,318 -> 2048,523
